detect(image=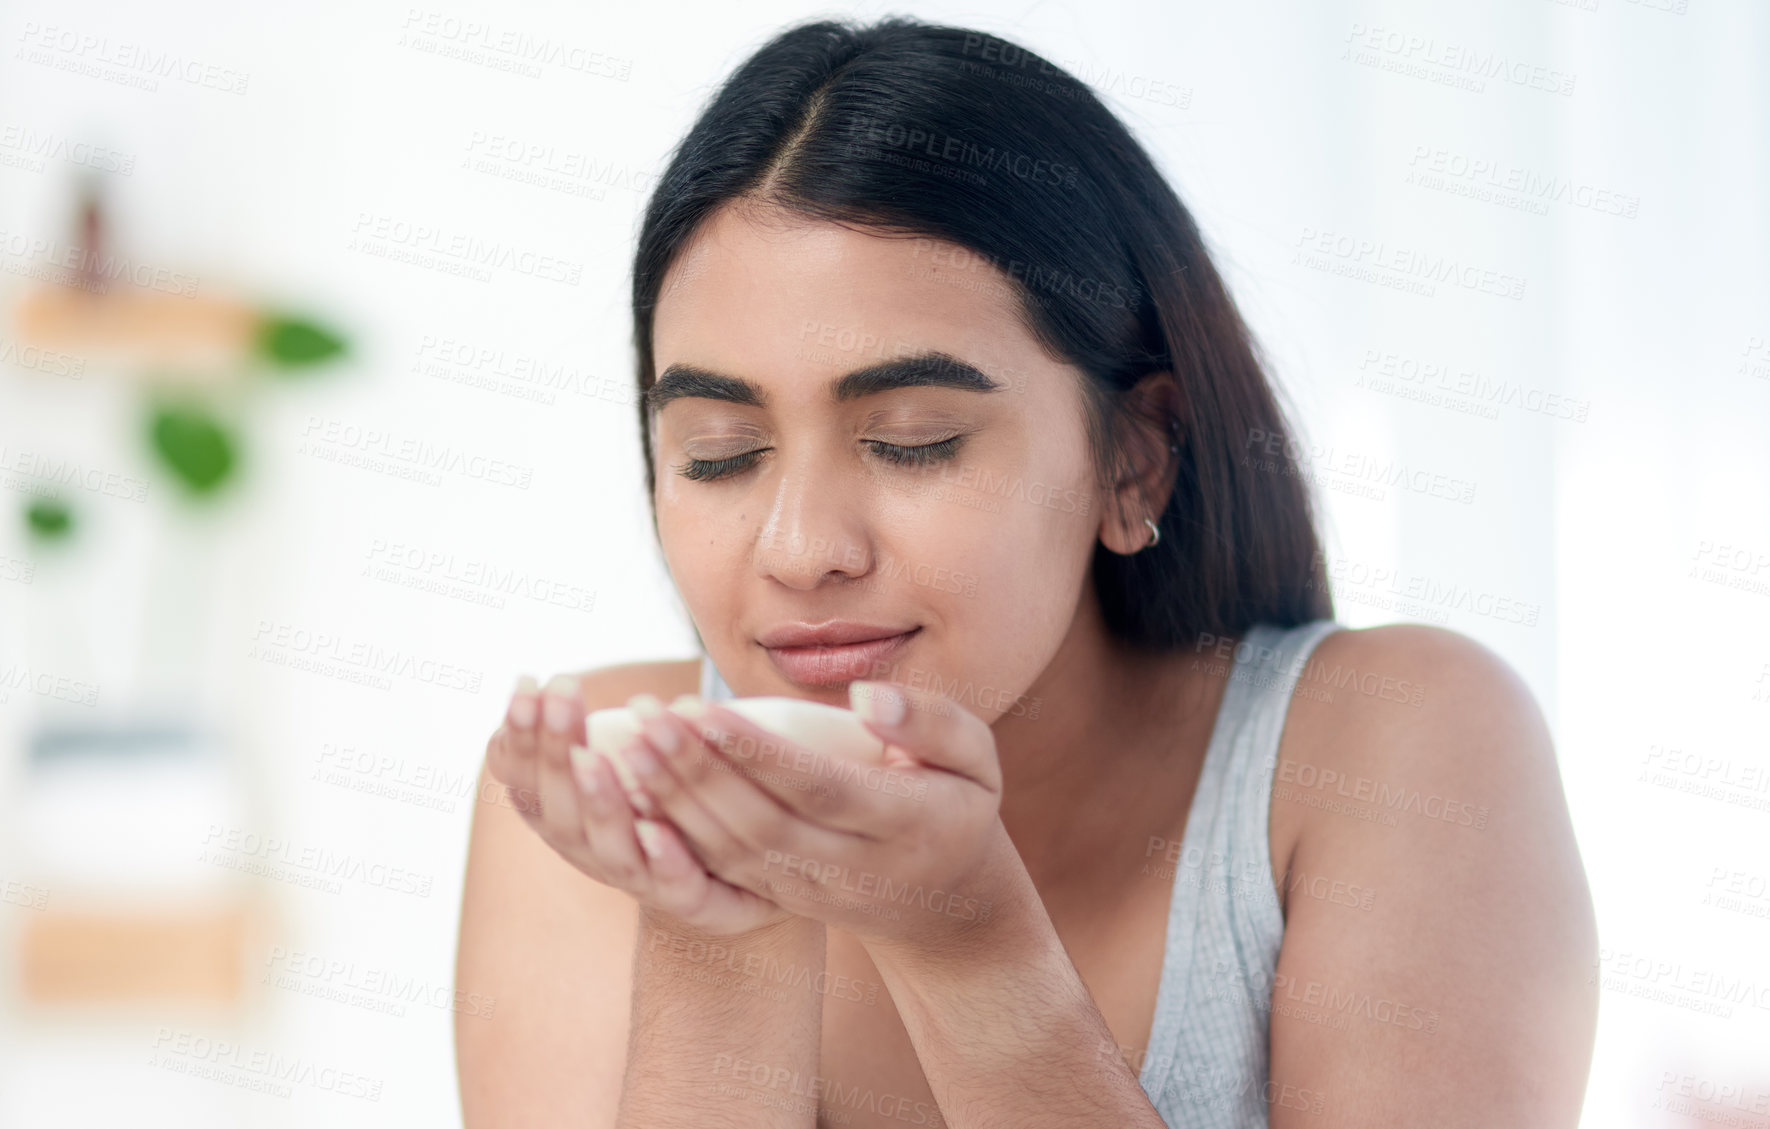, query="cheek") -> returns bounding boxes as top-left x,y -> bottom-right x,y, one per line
656,483 -> 749,613
893,473 -> 1094,637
